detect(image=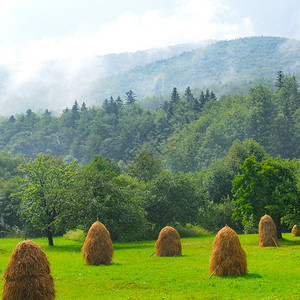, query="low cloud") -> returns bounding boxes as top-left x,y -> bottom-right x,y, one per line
0,0 -> 254,64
